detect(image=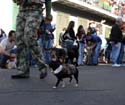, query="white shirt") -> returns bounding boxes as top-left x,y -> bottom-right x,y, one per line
0,38 -> 15,52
